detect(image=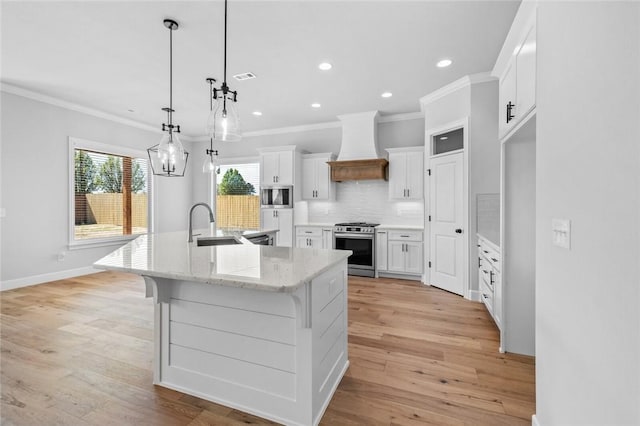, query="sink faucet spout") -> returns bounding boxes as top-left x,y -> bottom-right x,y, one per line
188,202 -> 215,243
